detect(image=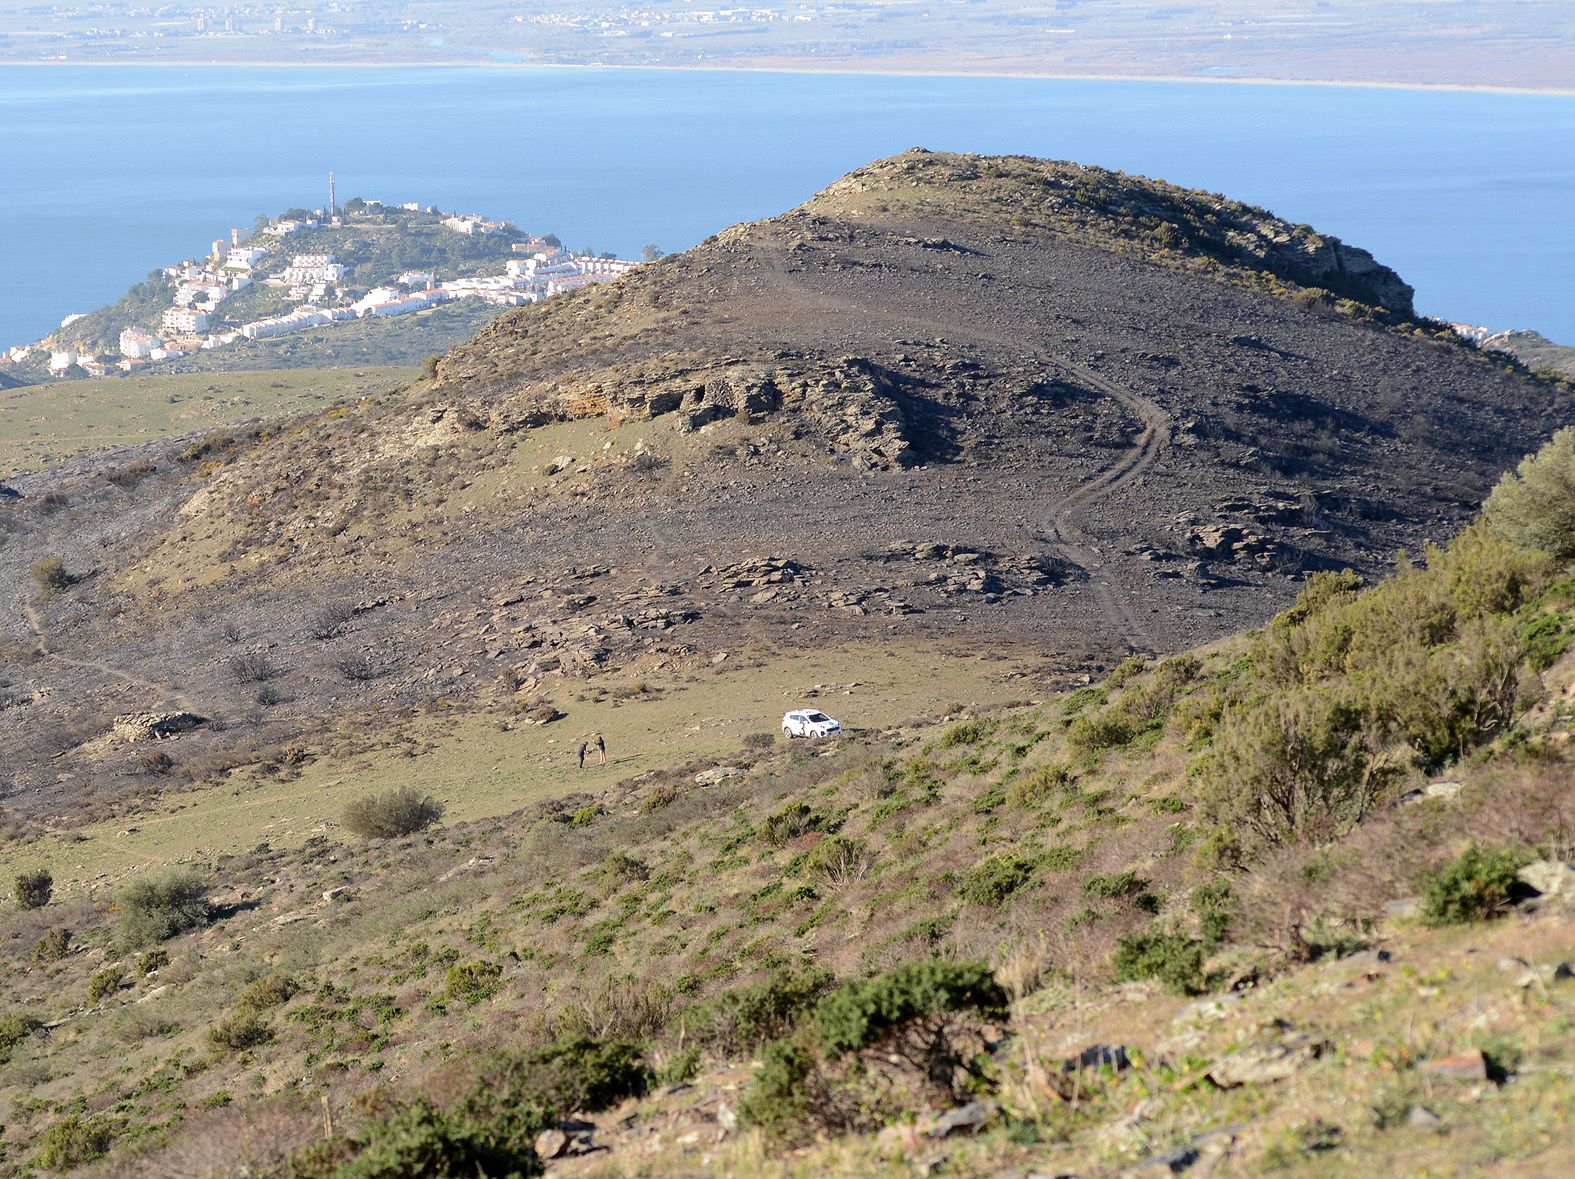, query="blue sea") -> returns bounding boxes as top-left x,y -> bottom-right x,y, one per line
2,66 -> 1573,347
